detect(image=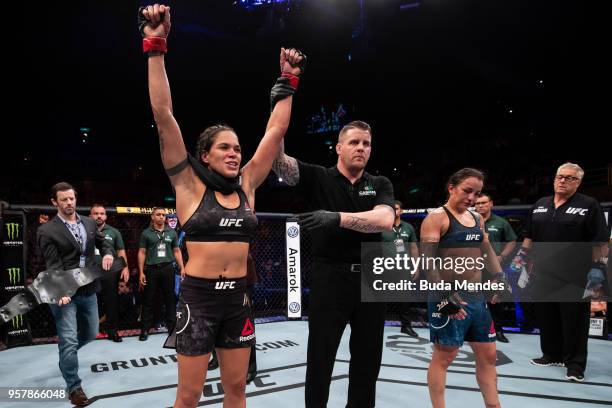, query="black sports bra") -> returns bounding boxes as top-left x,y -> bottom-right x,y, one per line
181,188 -> 258,243
438,206 -> 483,248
